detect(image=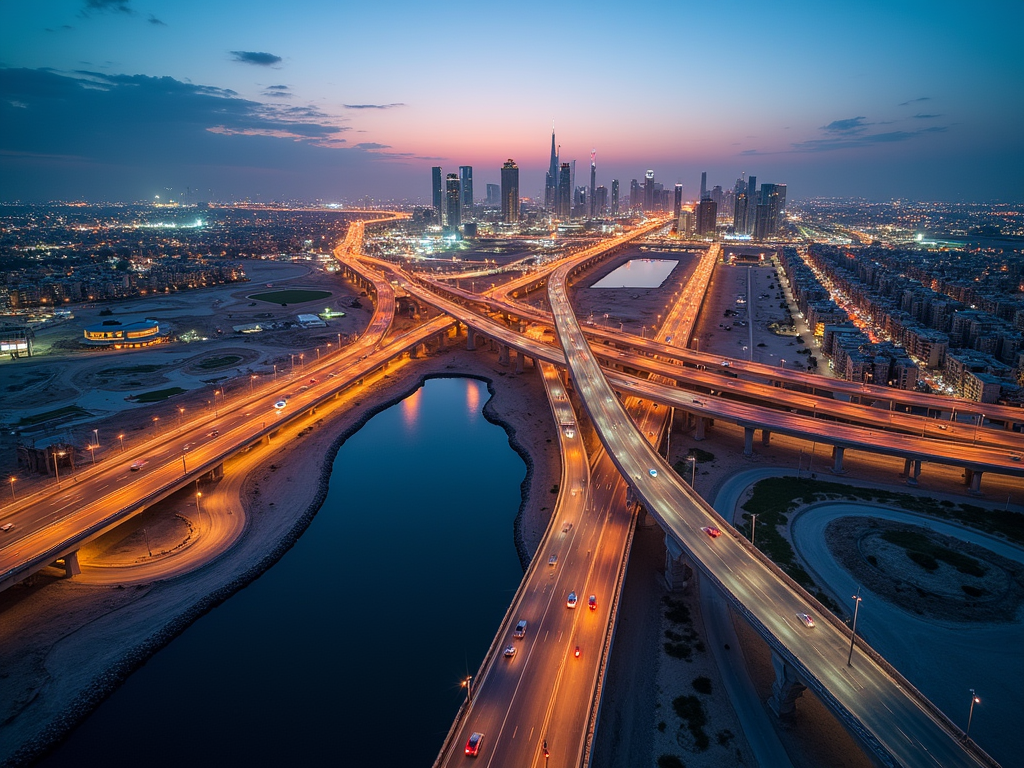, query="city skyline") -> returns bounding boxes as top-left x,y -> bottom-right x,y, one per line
1,0 -> 1022,203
